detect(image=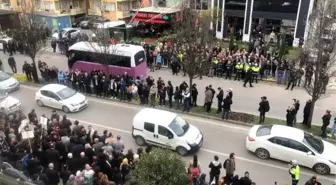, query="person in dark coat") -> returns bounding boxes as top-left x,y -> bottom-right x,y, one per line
222,95 -> 233,120
51,39 -> 57,53
26,154 -> 42,176
208,155 -> 222,185
44,163 -> 59,185
167,81 -> 174,108
31,174 -> 45,185
191,83 -> 198,107
258,96 -> 270,123
216,87 -> 224,114
45,143 -> 60,170
60,164 -> 71,185
8,56 -> 17,73
239,171 -> 252,185
22,61 -> 32,81
286,106 -> 296,127
302,99 -> 312,125
286,69 -> 297,90
243,68 -> 253,87
321,110 -> 331,138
